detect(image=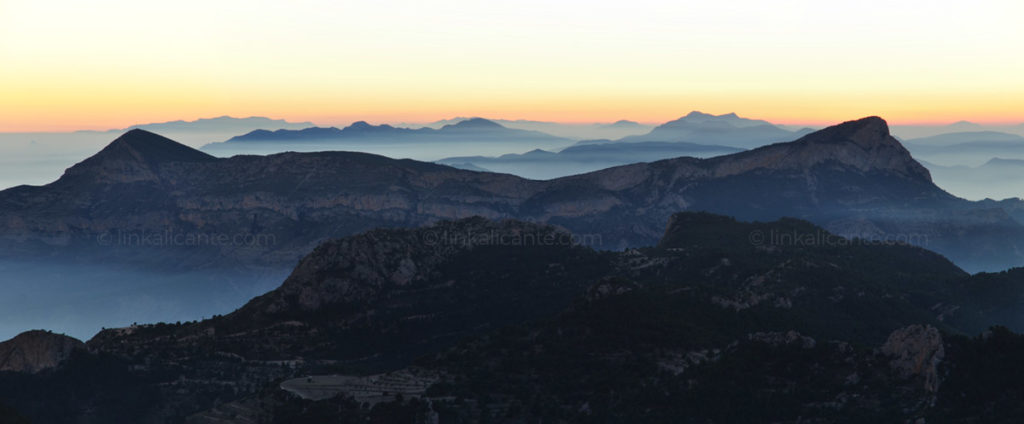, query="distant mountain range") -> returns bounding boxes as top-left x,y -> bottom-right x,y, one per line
433,111 -> 812,178
891,121 -> 1024,139
4,117 -> 1024,274
437,141 -> 745,179
0,116 -> 315,190
905,131 -> 1024,165
200,118 -> 576,159
921,157 -> 1024,201
102,116 -> 314,135
84,116 -> 315,147
401,117 -> 655,140
605,111 -> 815,149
